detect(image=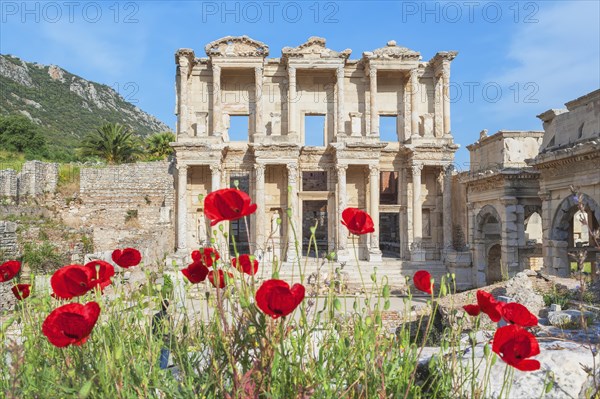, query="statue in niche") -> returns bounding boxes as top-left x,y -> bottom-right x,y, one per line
271,209 -> 281,236
198,211 -> 207,246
